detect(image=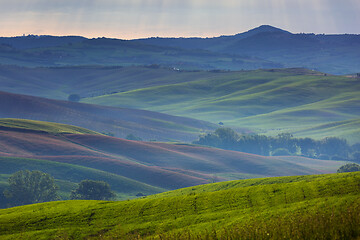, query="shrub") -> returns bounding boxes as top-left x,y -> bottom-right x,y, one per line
337,163 -> 360,173
70,180 -> 116,200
